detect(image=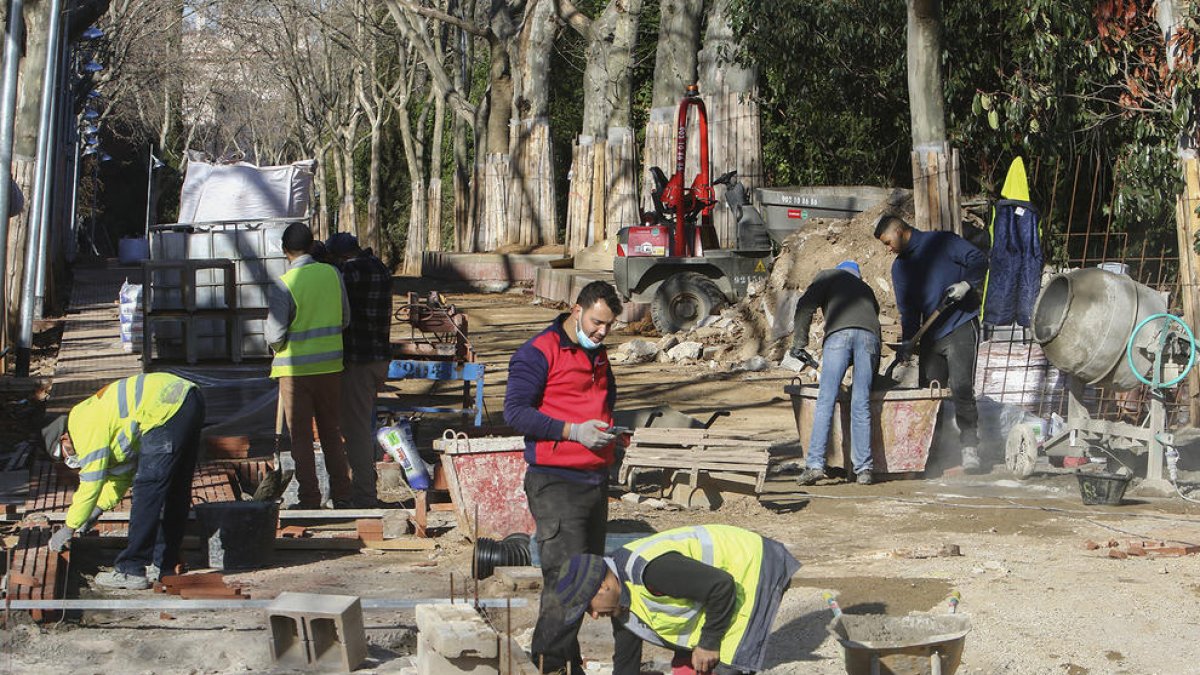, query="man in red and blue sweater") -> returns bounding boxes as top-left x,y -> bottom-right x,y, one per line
505,280 -> 623,673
